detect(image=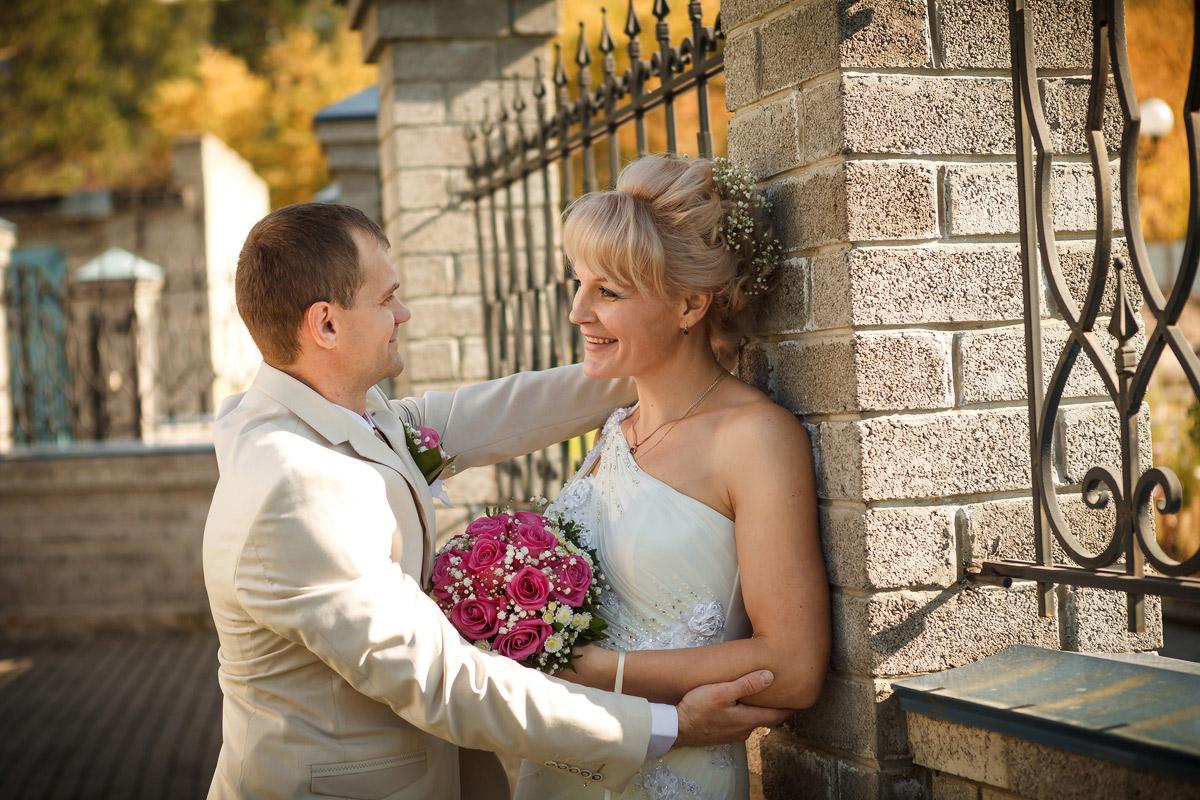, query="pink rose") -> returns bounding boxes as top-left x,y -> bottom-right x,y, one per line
414,426 -> 441,450
552,557 -> 593,607
506,566 -> 552,610
513,511 -> 550,526
430,548 -> 465,598
450,596 -> 503,640
494,617 -> 552,661
465,517 -> 507,539
466,536 -> 507,573
515,523 -> 557,554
